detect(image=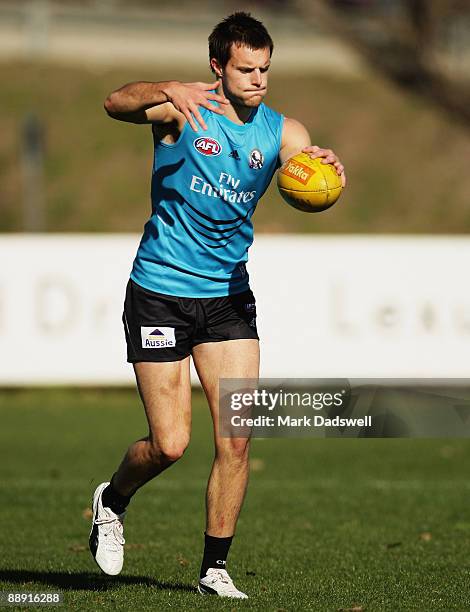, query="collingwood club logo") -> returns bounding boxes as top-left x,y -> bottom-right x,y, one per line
249,148 -> 264,169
